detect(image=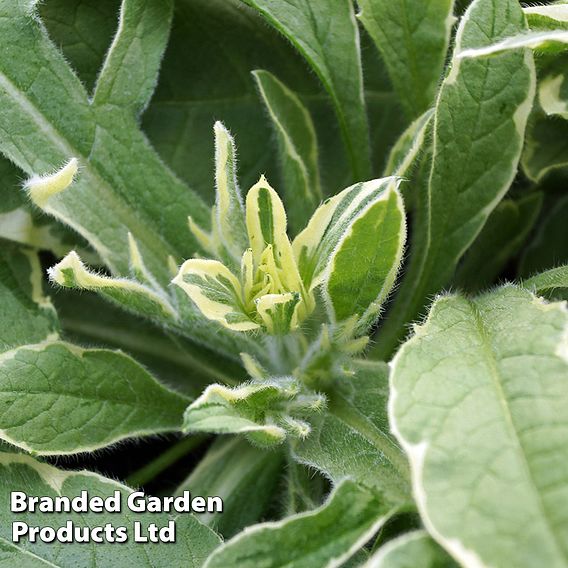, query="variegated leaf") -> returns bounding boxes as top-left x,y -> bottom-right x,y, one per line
173,259 -> 258,332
